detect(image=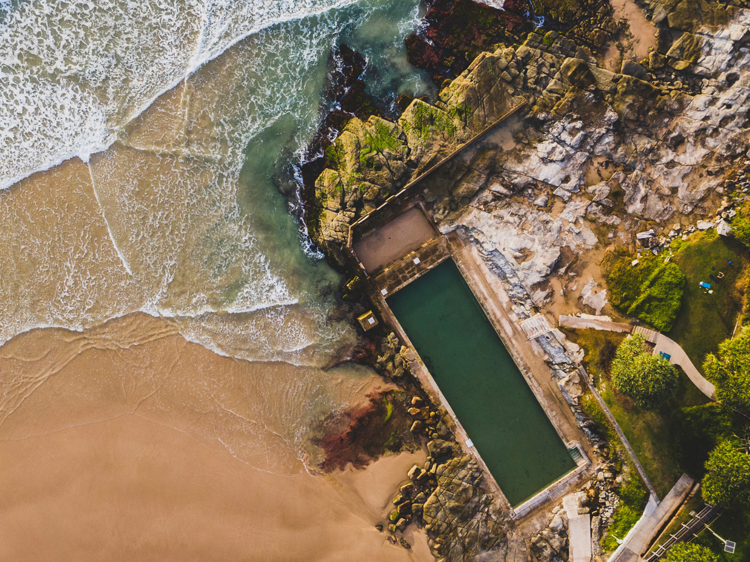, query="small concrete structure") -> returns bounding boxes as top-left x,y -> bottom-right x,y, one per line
520,314 -> 553,339
357,311 -> 379,332
636,230 -> 655,240
563,493 -> 592,562
559,315 -> 632,333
